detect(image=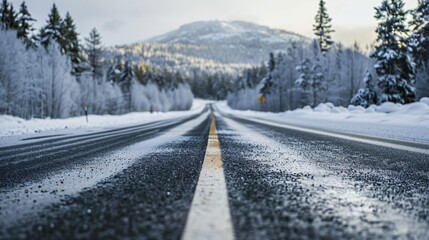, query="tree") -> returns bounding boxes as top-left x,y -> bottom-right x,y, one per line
371,0 -> 416,104
351,71 -> 378,108
0,0 -> 18,30
409,0 -> 429,99
107,56 -> 123,84
85,28 -> 104,79
0,0 -> 9,28
17,1 -> 36,48
313,0 -> 335,52
259,52 -> 275,97
61,12 -> 81,72
119,59 -> 134,111
40,4 -> 64,49
295,58 -> 325,107
409,0 -> 429,66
